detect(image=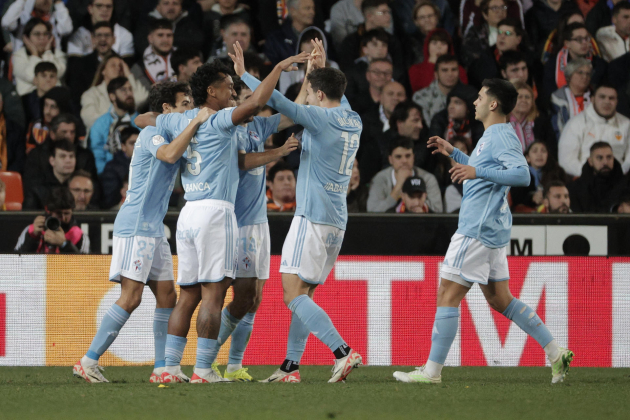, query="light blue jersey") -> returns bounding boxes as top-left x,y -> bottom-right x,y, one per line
234,114 -> 281,227
450,123 -> 530,248
157,108 -> 239,203
241,73 -> 362,230
113,126 -> 178,237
